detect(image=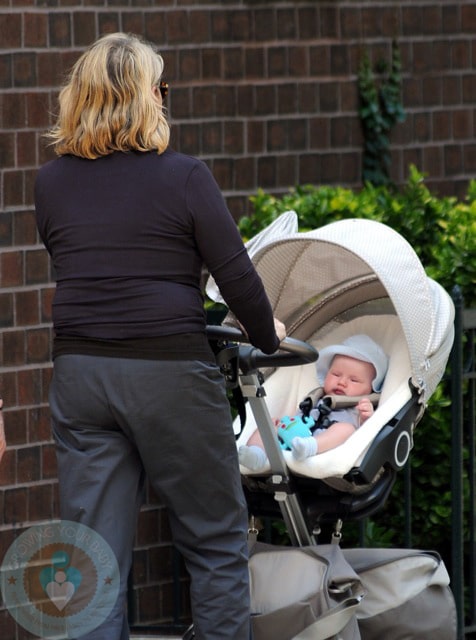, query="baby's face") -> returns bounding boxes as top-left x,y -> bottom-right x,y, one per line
324,355 -> 374,397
